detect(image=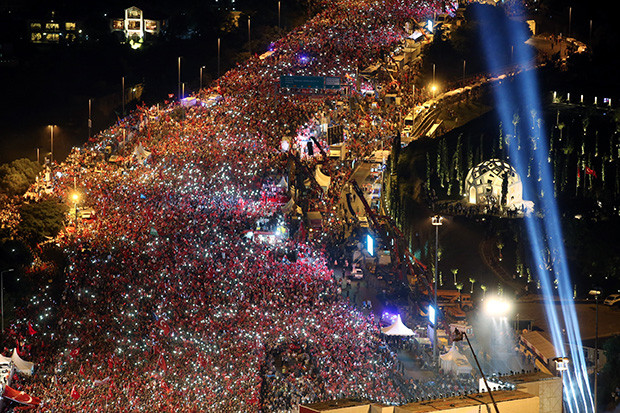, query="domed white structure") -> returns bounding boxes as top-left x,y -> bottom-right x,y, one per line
464,159 -> 529,209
